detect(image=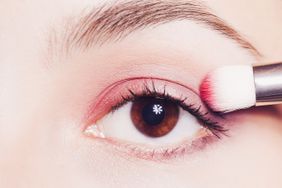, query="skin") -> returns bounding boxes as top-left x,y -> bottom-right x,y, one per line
1,0 -> 282,187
